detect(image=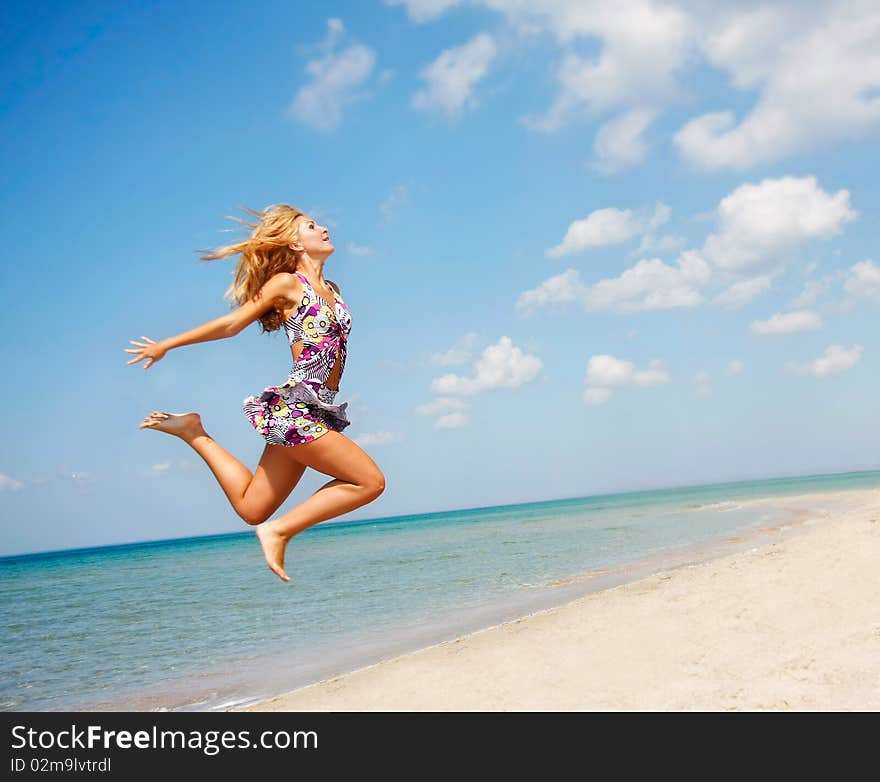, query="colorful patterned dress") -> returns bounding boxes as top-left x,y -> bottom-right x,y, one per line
242,271 -> 352,446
